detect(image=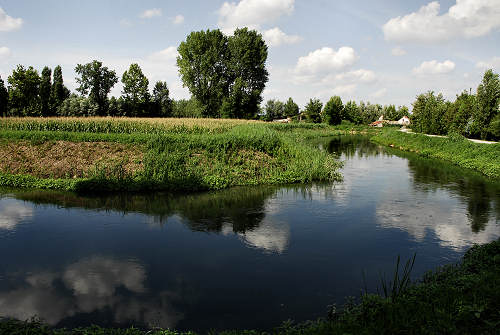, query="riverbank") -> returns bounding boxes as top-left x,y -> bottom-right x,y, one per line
0,117 -> 346,193
2,238 -> 499,334
371,129 -> 500,179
